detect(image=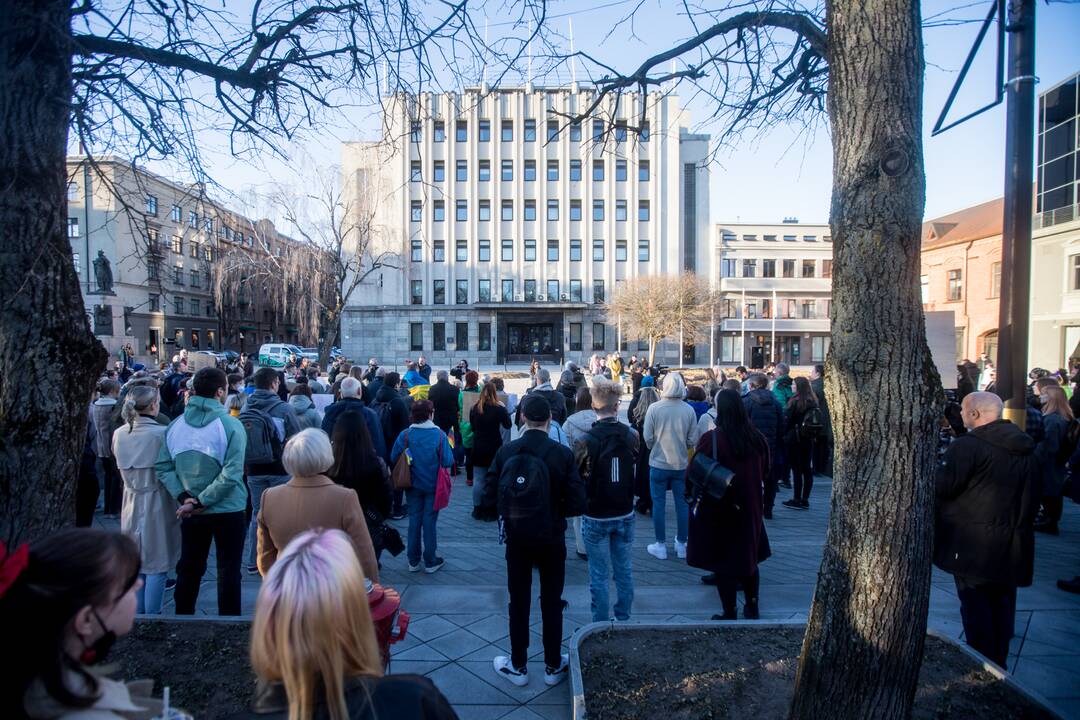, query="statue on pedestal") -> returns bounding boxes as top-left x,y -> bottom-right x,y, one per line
92,250 -> 114,294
